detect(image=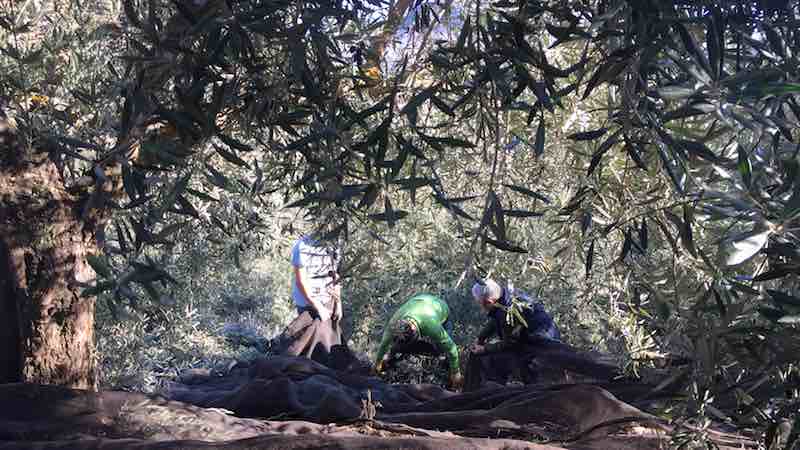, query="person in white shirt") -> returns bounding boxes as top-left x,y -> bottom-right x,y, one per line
290,235 -> 342,322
